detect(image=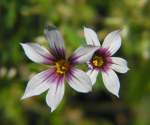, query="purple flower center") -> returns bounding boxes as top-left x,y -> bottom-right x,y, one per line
90,48 -> 112,72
